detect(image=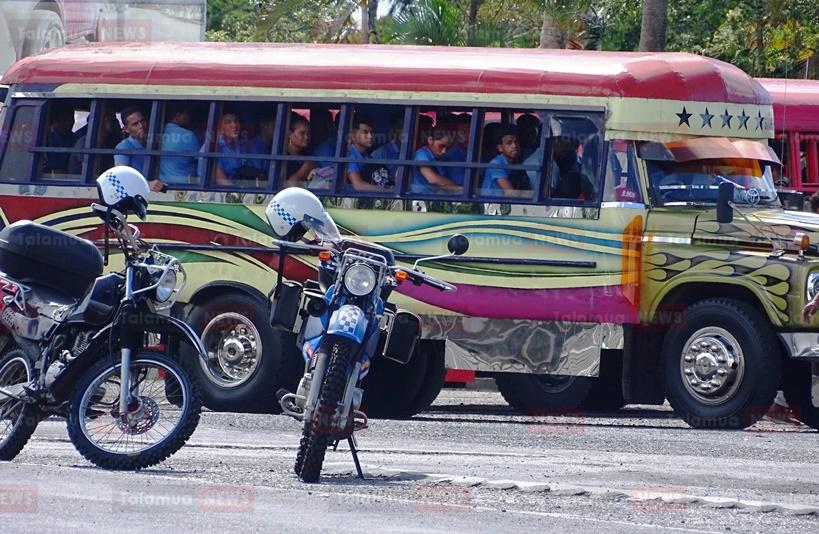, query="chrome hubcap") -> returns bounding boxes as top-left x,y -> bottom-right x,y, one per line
680,328 -> 744,405
200,313 -> 262,388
